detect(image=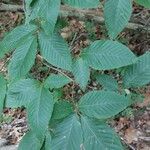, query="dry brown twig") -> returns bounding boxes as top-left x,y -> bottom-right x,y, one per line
0,3 -> 150,33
